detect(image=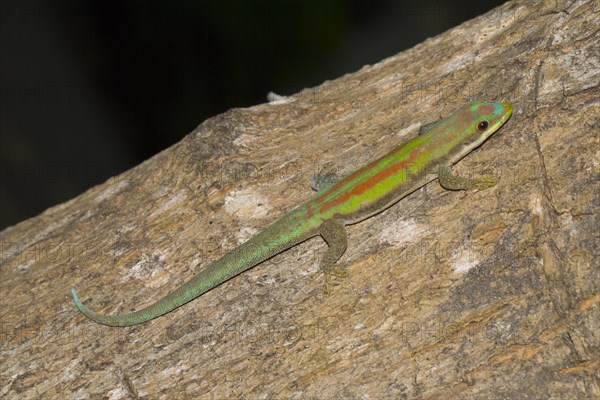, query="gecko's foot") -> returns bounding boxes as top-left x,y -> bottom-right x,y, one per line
311,162 -> 340,192
326,264 -> 349,278
471,175 -> 497,190
438,164 -> 497,191
323,281 -> 334,296
321,264 -> 349,296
